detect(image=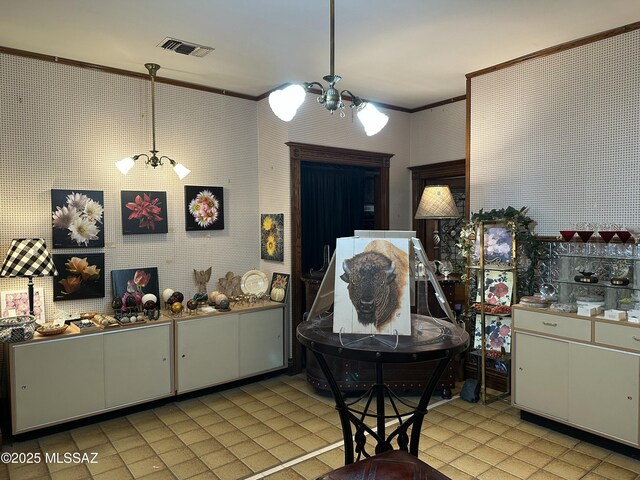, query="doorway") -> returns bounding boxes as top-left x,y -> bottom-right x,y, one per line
288,142 -> 393,373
